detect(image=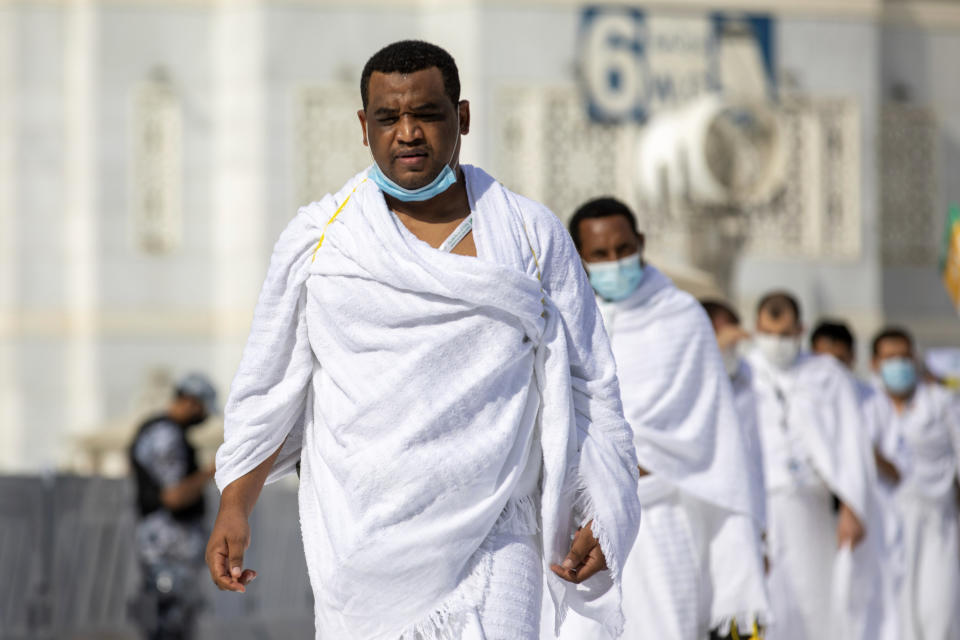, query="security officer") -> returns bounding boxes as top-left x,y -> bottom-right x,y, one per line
129,373 -> 217,640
